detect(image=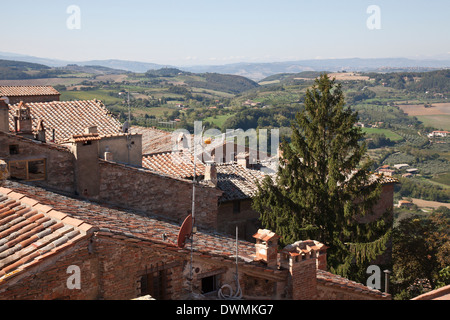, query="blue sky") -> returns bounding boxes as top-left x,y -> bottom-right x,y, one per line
1,0 -> 450,65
